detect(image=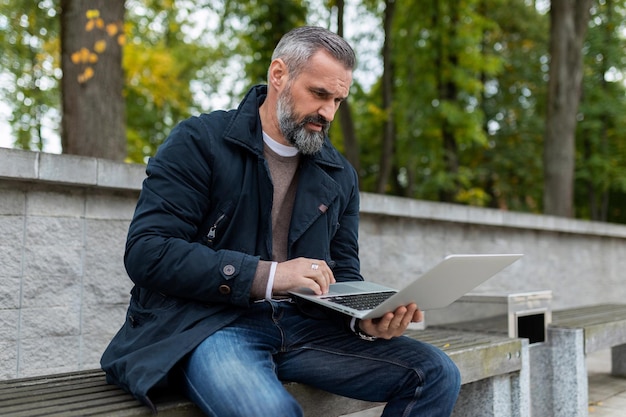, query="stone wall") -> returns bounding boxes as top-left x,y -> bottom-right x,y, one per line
0,149 -> 143,379
1,147 -> 626,380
